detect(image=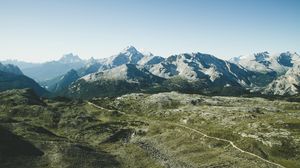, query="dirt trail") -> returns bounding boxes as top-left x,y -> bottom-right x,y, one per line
171,123 -> 285,168
88,101 -> 285,168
